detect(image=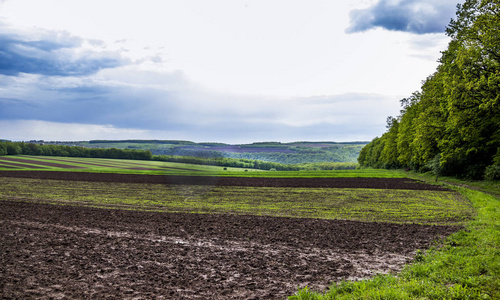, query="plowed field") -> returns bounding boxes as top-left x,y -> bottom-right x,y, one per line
0,172 -> 462,299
